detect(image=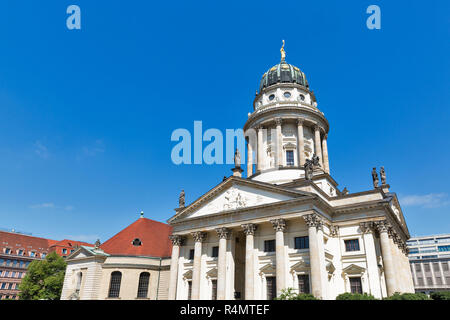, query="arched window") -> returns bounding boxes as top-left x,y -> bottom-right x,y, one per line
137,272 -> 150,298
108,271 -> 122,298
132,238 -> 142,246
